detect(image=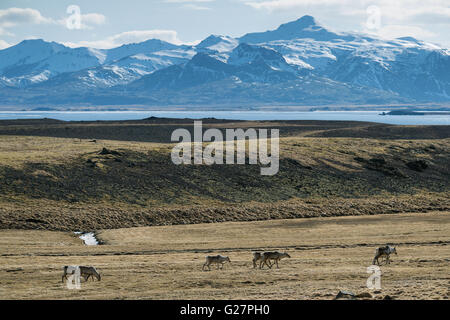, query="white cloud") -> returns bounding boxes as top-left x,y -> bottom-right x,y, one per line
81,13 -> 107,26
0,27 -> 13,36
58,13 -> 106,30
244,0 -> 350,11
111,30 -> 181,44
182,4 -> 212,10
373,25 -> 437,41
243,0 -> 450,25
0,7 -> 52,28
0,7 -> 106,33
339,2 -> 450,24
0,39 -> 12,49
64,30 -> 183,49
164,0 -> 214,10
164,0 -> 215,3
